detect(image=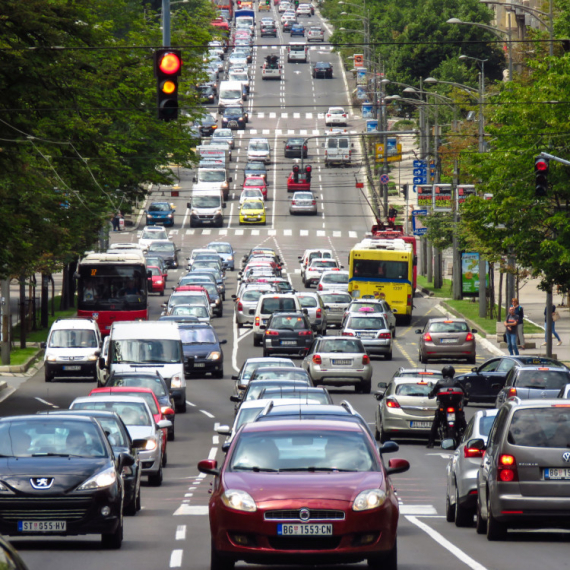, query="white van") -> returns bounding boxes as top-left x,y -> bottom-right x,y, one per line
105,321 -> 188,412
188,189 -> 225,228
218,80 -> 244,112
323,129 -> 353,166
287,42 -> 308,63
193,167 -> 232,199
